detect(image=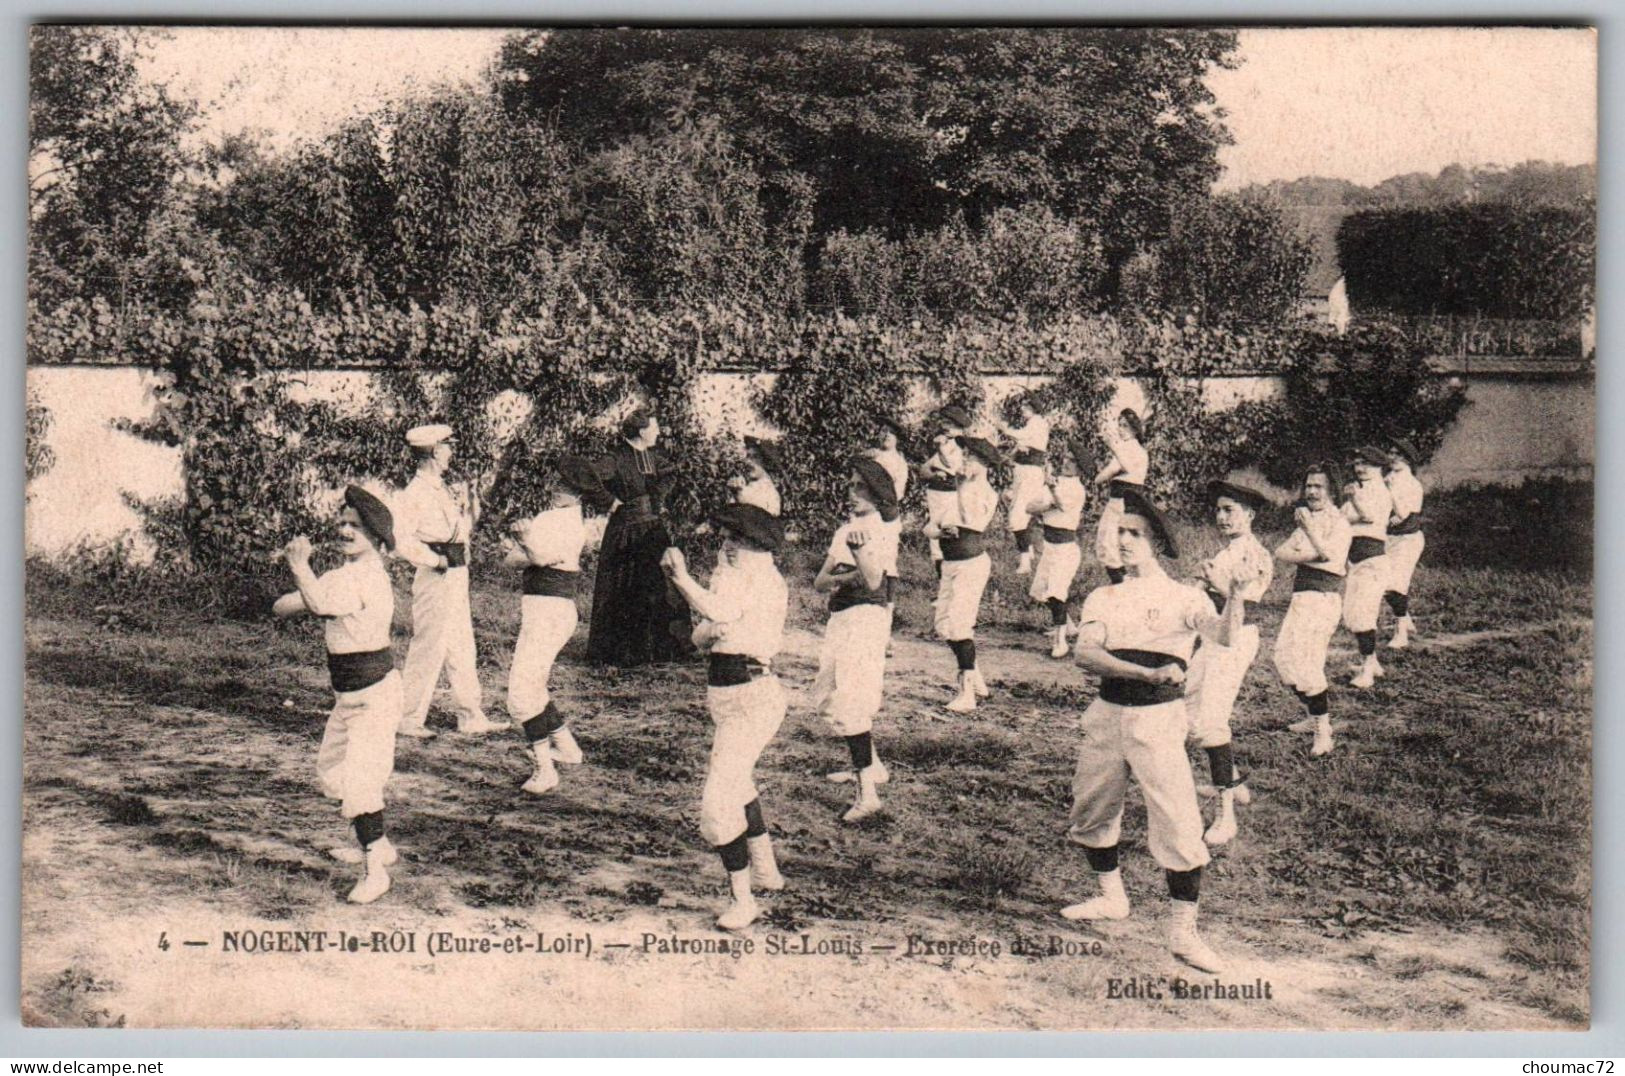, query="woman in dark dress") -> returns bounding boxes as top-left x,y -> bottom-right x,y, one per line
586,409 -> 695,666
